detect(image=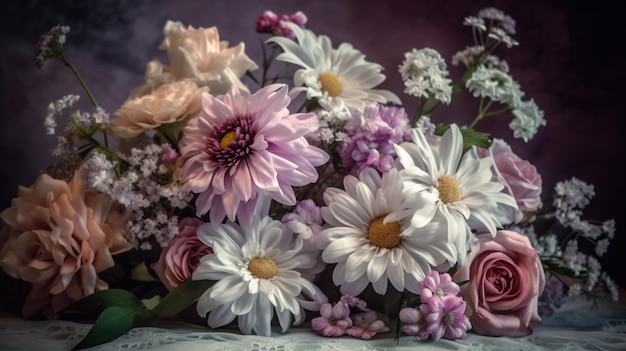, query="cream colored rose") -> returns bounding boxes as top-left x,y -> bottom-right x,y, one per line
0,168 -> 131,318
128,20 -> 258,99
111,80 -> 207,138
